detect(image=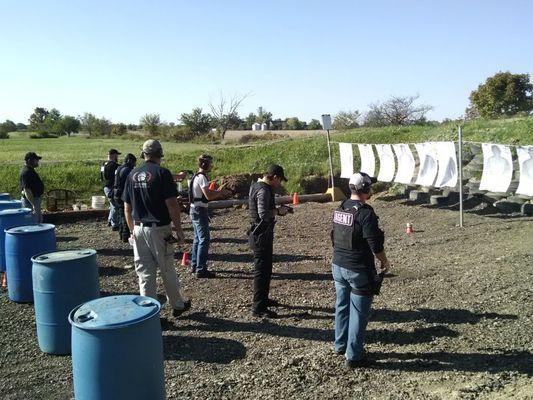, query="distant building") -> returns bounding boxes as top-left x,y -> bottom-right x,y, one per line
252,123 -> 261,131
261,123 -> 268,131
